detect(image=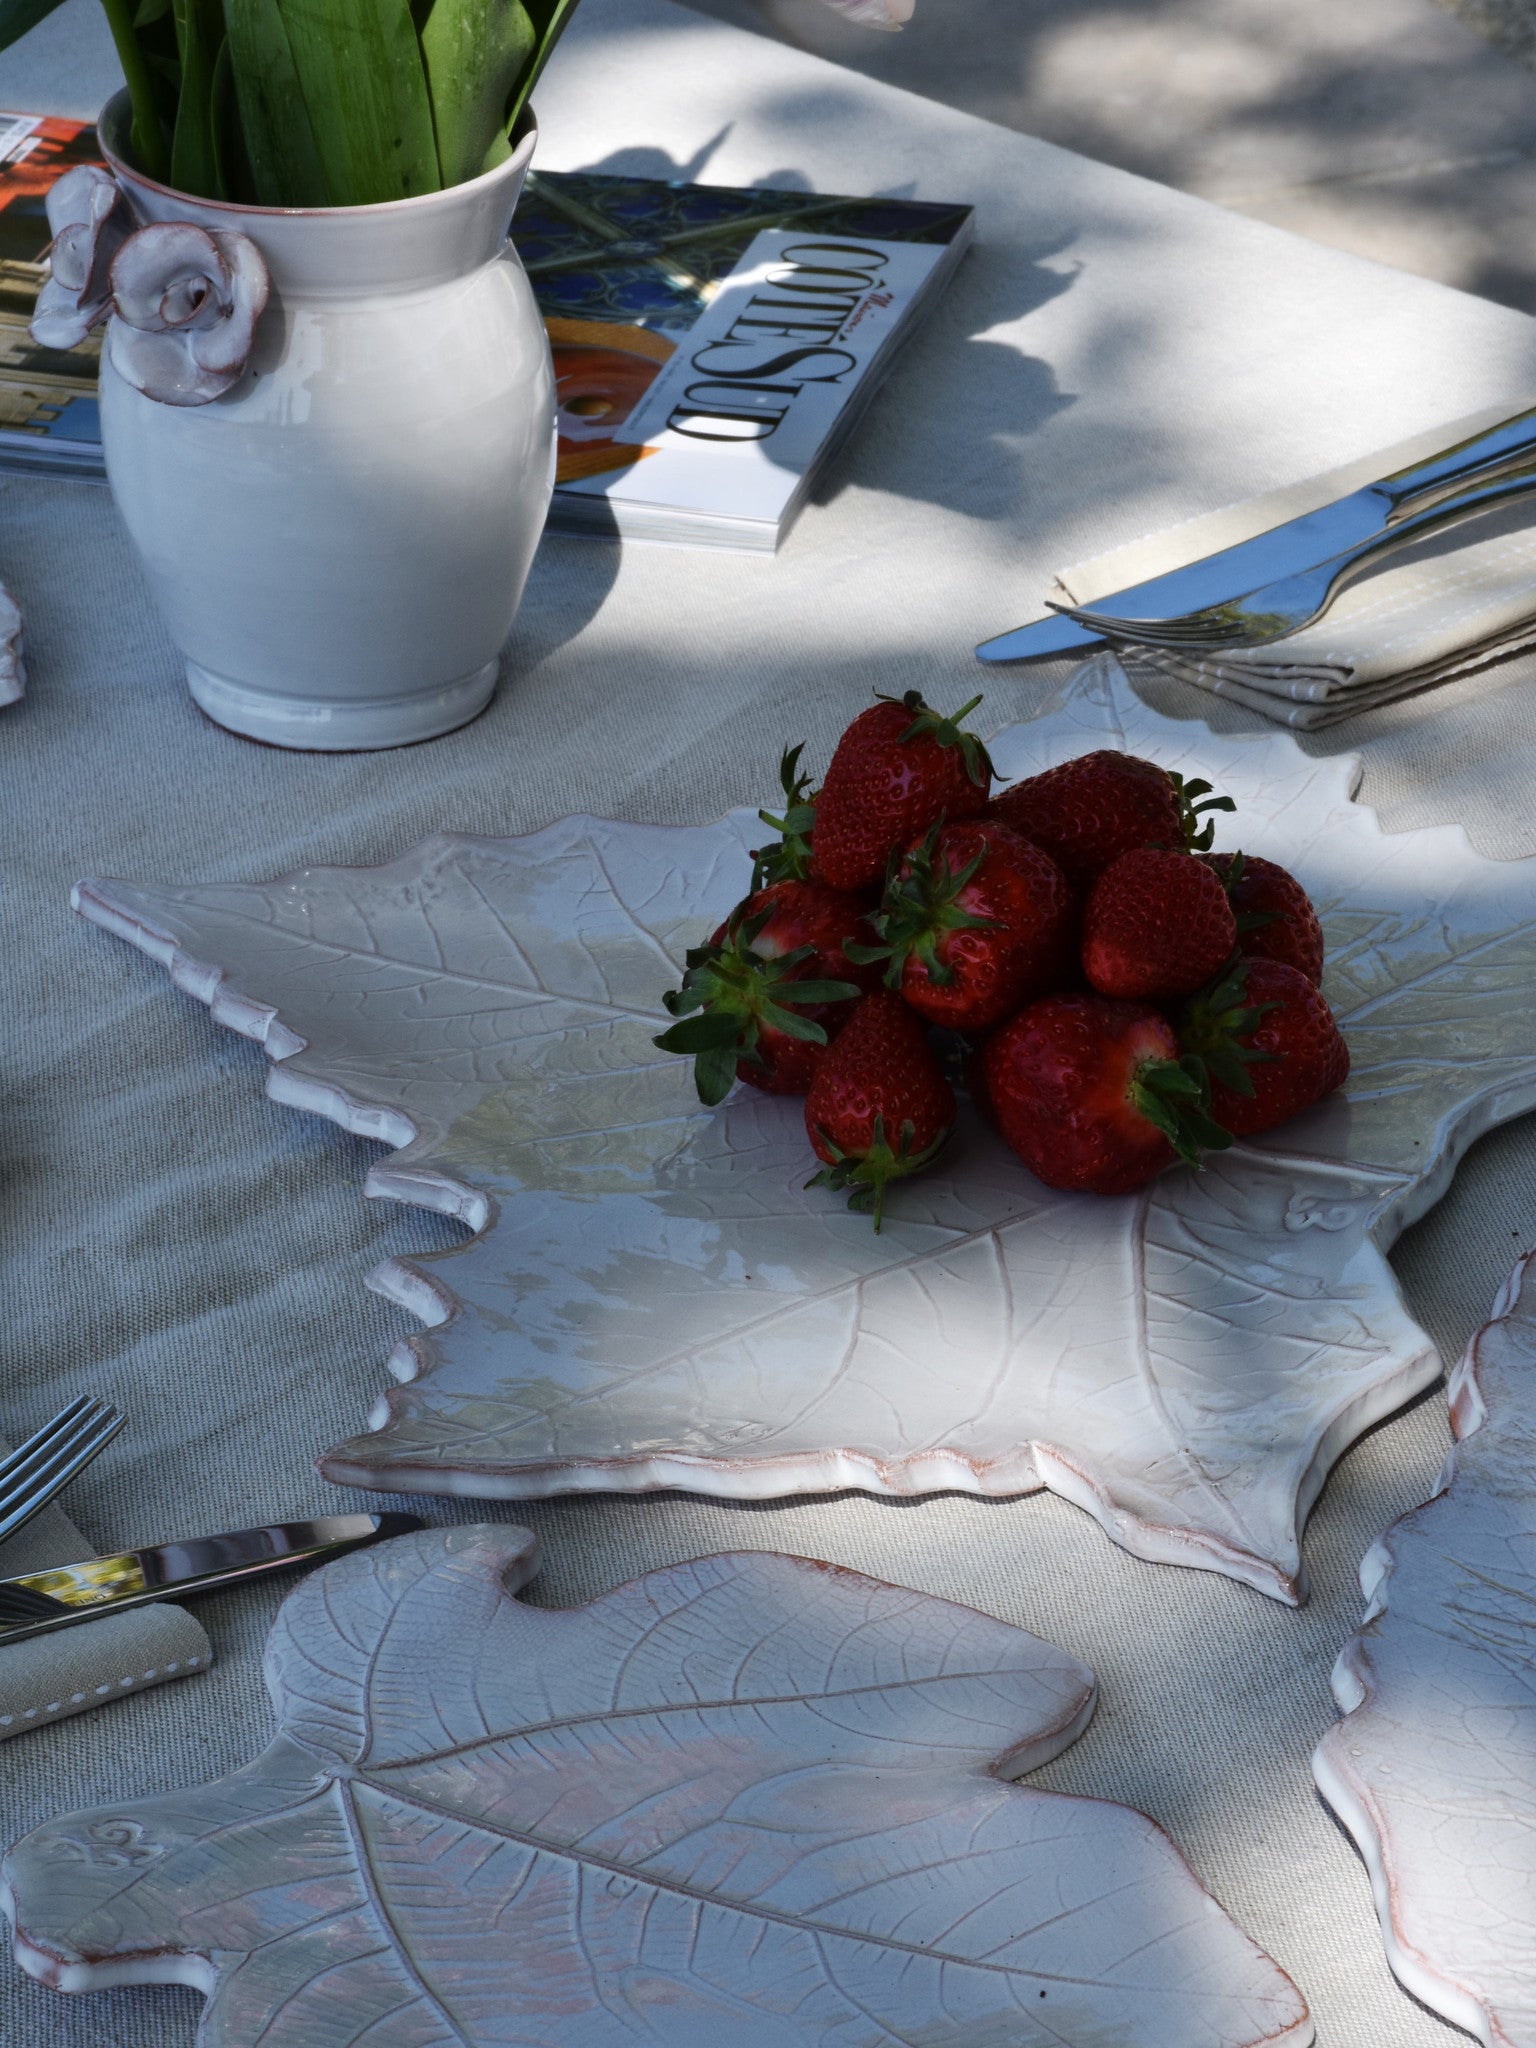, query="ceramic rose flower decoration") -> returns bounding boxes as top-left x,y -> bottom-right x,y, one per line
28,164 -> 129,350
32,189 -> 270,408
106,222 -> 269,407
